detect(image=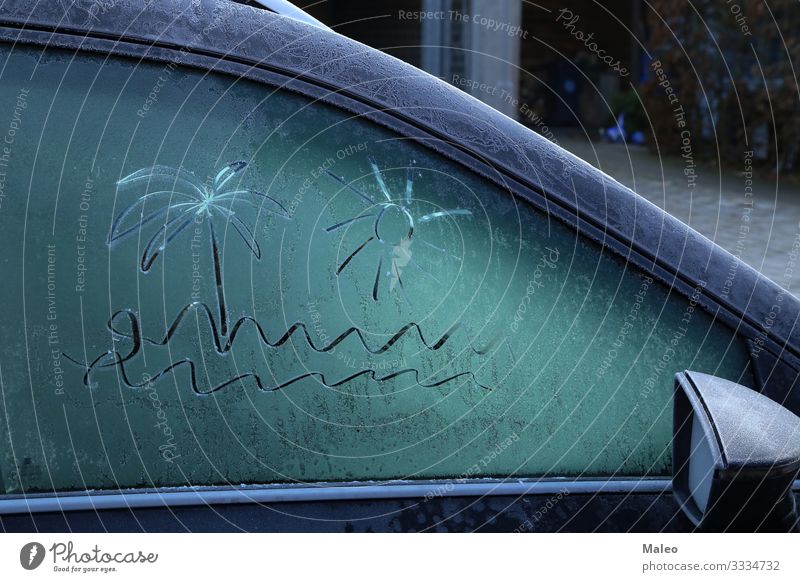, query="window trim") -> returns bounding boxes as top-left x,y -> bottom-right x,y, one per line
0,478 -> 672,515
